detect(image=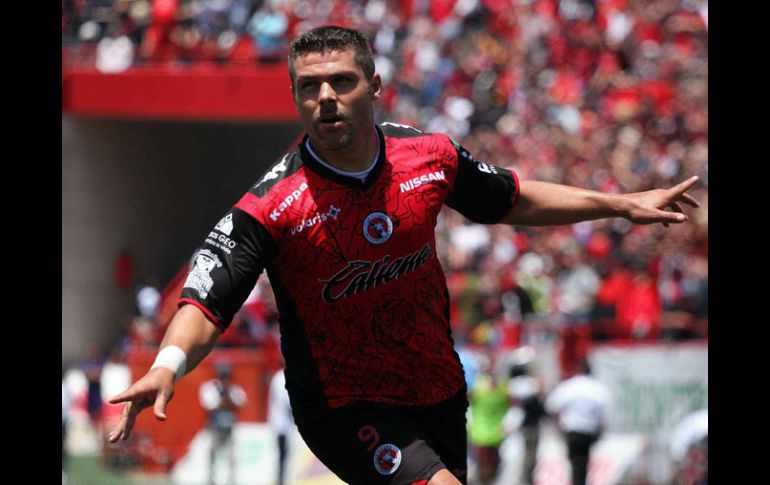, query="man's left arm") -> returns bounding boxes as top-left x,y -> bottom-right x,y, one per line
501,176 -> 700,227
